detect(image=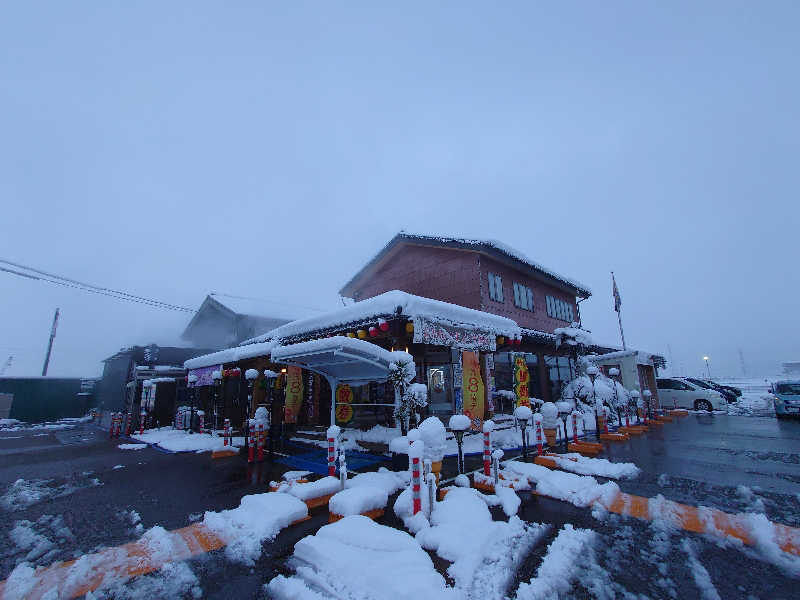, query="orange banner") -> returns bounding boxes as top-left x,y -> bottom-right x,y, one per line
514,355 -> 531,407
462,351 -> 485,431
335,384 -> 354,425
284,366 -> 304,423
